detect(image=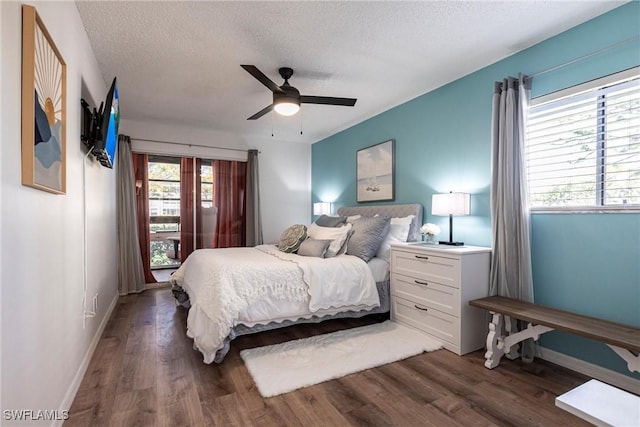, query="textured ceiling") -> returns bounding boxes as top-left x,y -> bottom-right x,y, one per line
75,1 -> 625,144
